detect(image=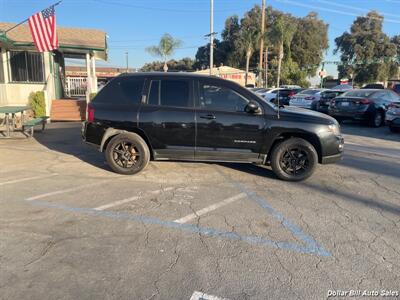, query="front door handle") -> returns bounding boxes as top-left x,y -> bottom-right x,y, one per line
200,114 -> 216,120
